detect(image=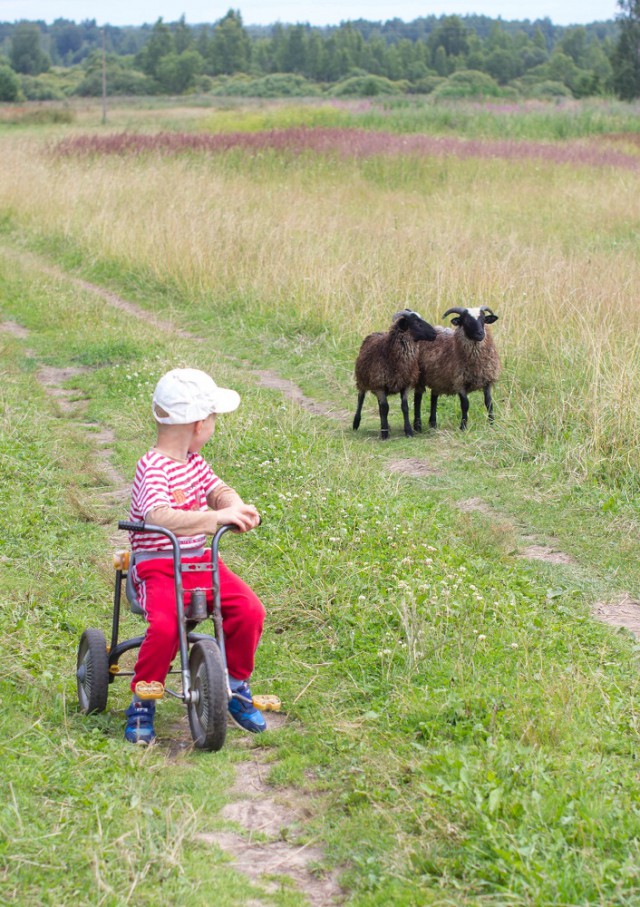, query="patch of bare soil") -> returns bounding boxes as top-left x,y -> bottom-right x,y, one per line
593,594 -> 640,638
73,277 -> 198,341
0,320 -> 30,339
37,365 -> 91,415
519,544 -> 575,565
388,457 -> 442,478
457,497 -> 494,514
80,423 -> 128,494
197,760 -> 343,906
253,369 -> 351,421
0,247 -> 198,341
35,368 -> 129,542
